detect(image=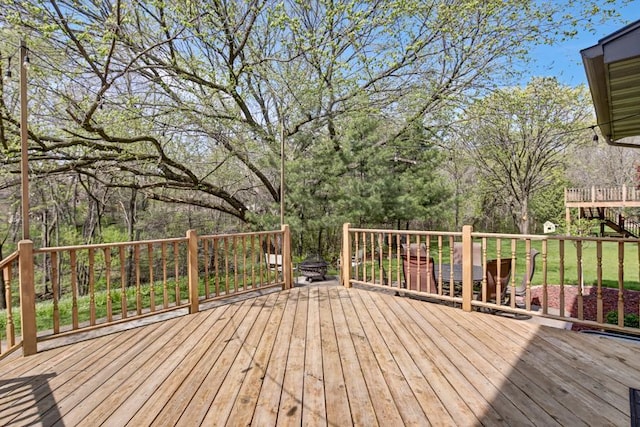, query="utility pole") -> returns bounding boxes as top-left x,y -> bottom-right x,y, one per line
19,39 -> 29,240
280,116 -> 285,226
